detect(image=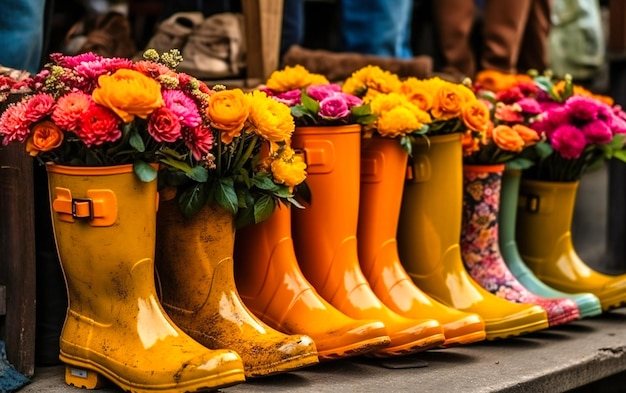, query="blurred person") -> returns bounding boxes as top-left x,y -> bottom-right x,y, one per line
433,0 -> 552,79
0,0 -> 46,74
